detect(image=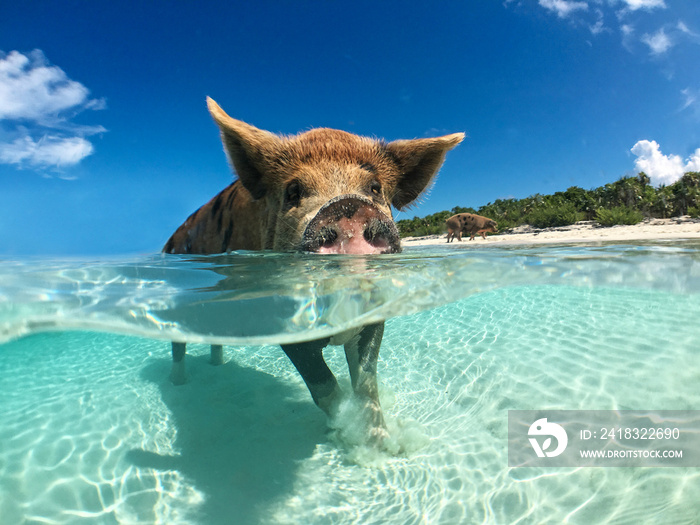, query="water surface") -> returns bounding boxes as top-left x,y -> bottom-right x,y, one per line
1,242 -> 699,524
